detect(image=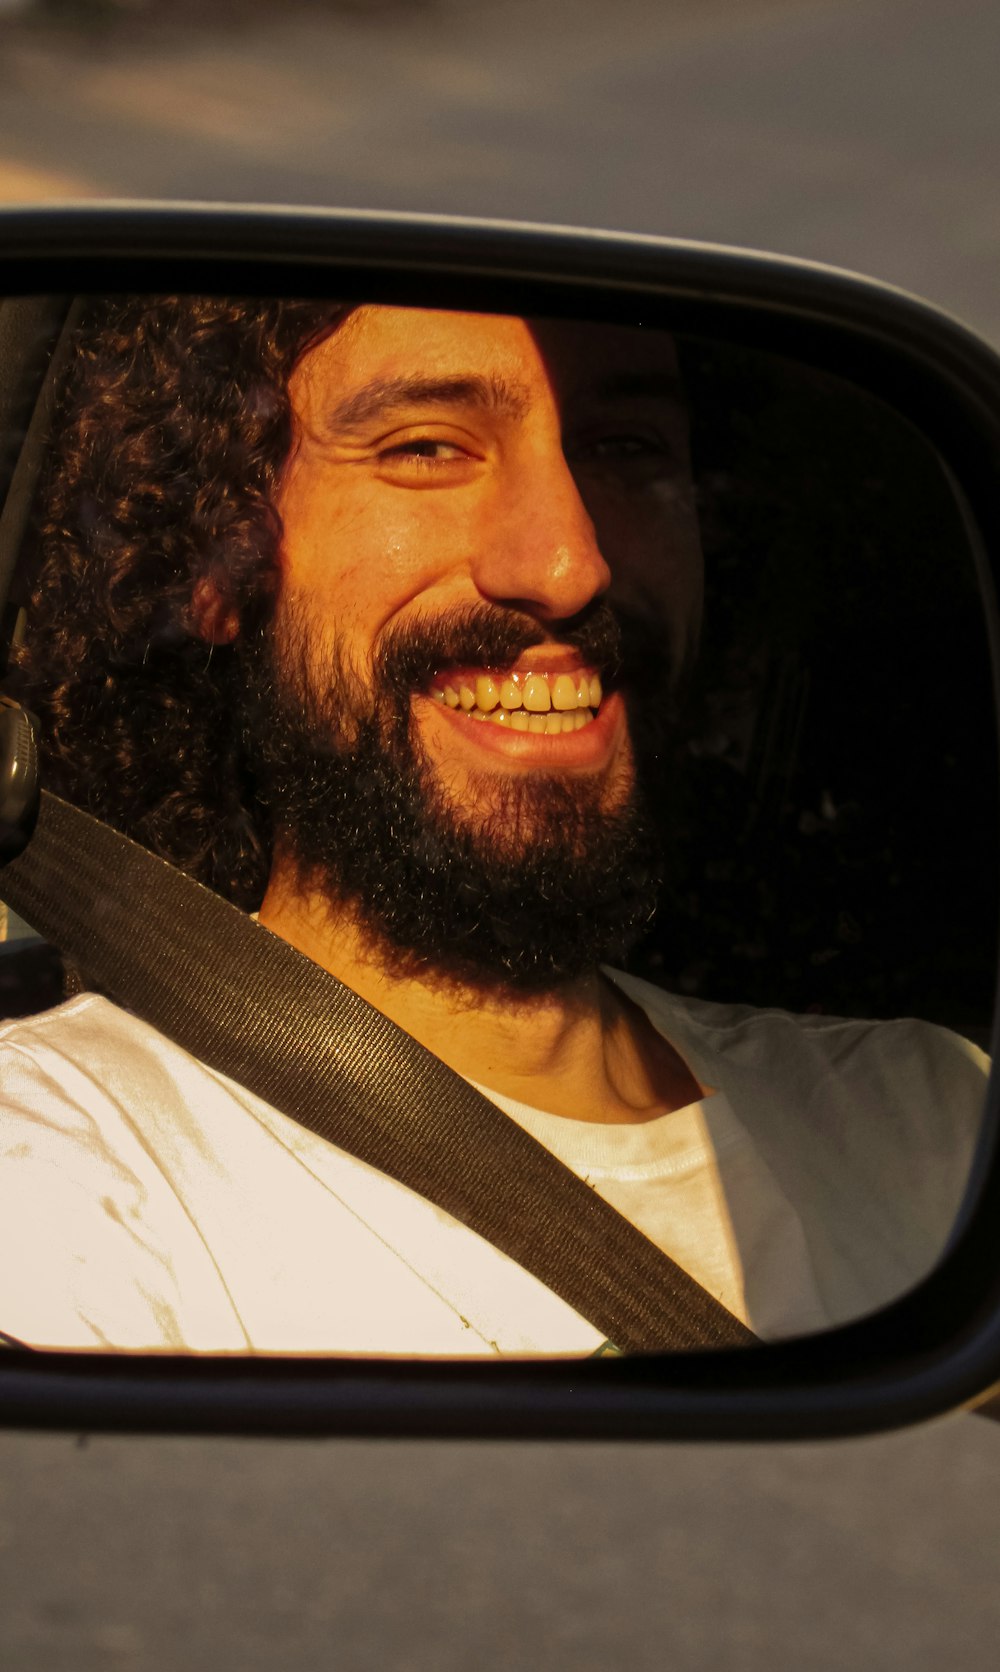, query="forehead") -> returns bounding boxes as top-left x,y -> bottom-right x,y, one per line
289,305 -> 682,407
